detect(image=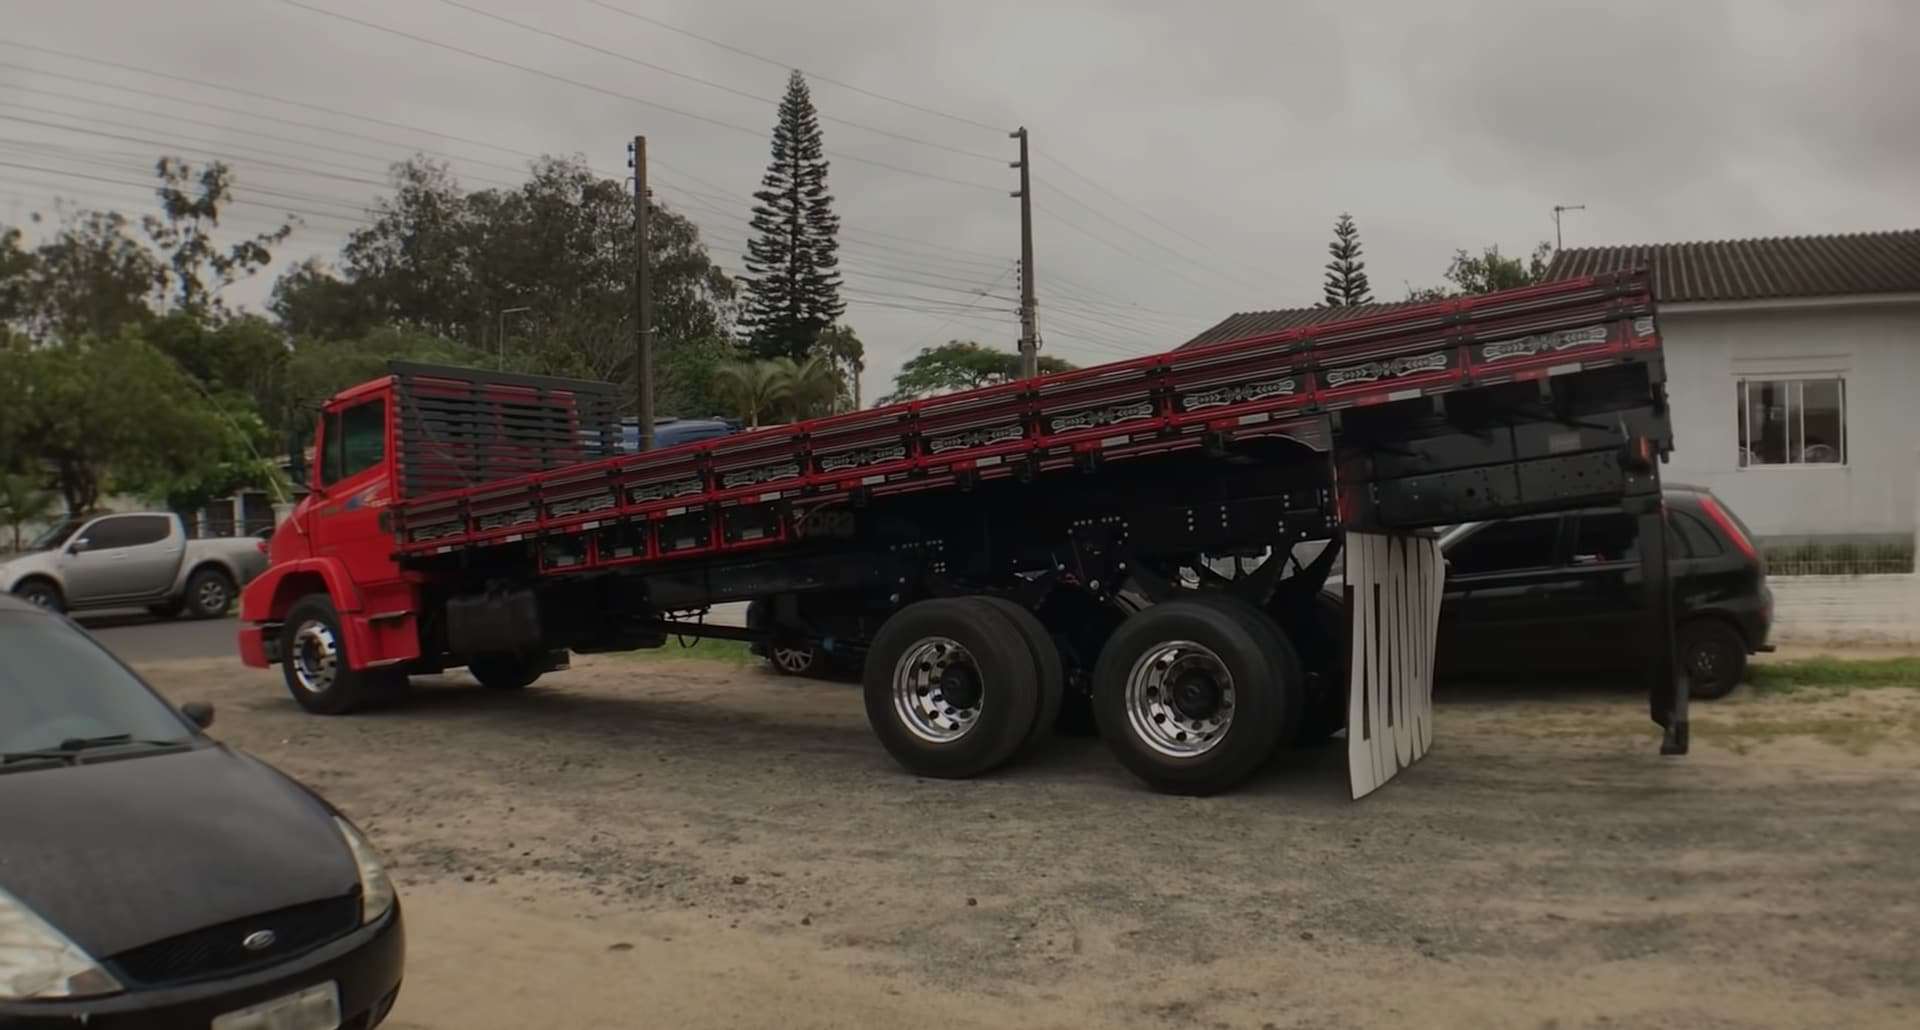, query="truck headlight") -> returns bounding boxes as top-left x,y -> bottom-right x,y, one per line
0,886 -> 122,1001
333,818 -> 397,925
